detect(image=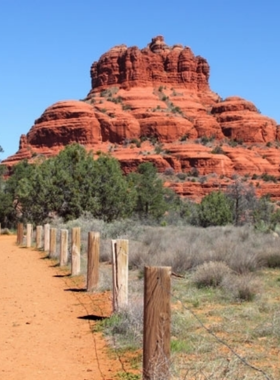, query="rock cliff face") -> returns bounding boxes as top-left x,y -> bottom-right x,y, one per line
3,36 -> 280,200
89,35 -> 211,93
